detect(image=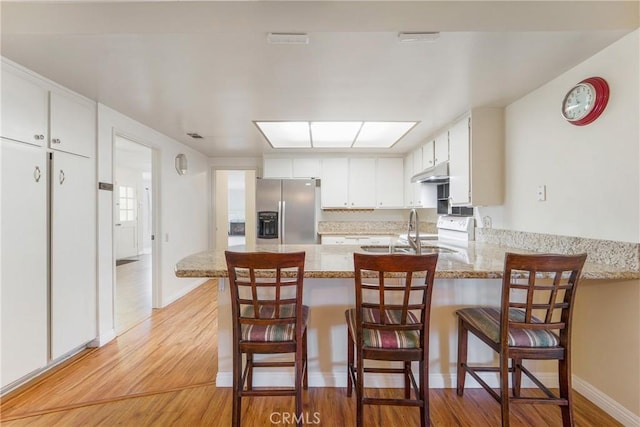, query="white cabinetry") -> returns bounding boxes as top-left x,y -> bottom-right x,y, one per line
348,158 -> 376,208
263,157 -> 321,178
321,158 -> 376,209
0,60 -> 97,389
49,91 -> 95,158
263,158 -> 293,178
404,150 -> 436,208
292,158 -> 321,178
449,108 -> 504,206
51,152 -> 97,359
1,140 -> 48,387
0,70 -> 48,147
1,62 -> 95,158
375,157 -> 404,208
321,235 -> 391,245
321,158 -> 349,208
422,140 -> 434,169
434,131 -> 449,165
